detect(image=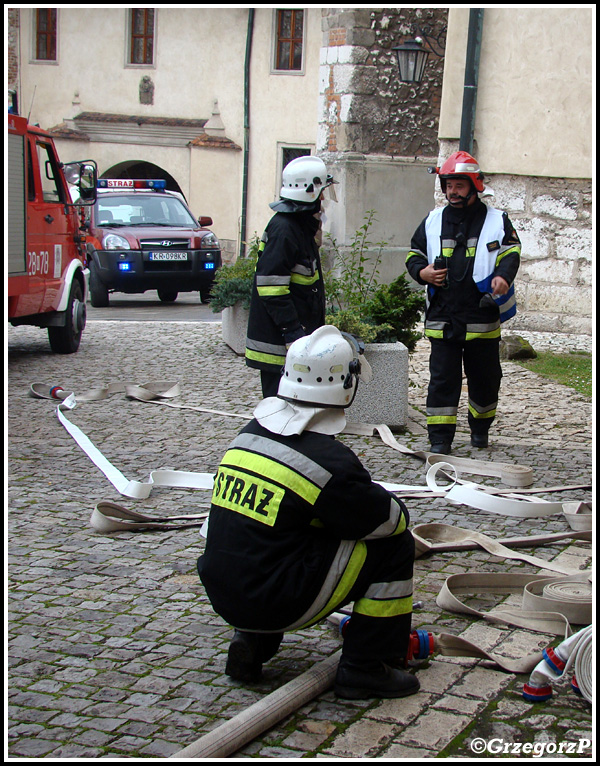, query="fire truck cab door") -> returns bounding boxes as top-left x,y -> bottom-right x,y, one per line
27,137 -> 76,313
